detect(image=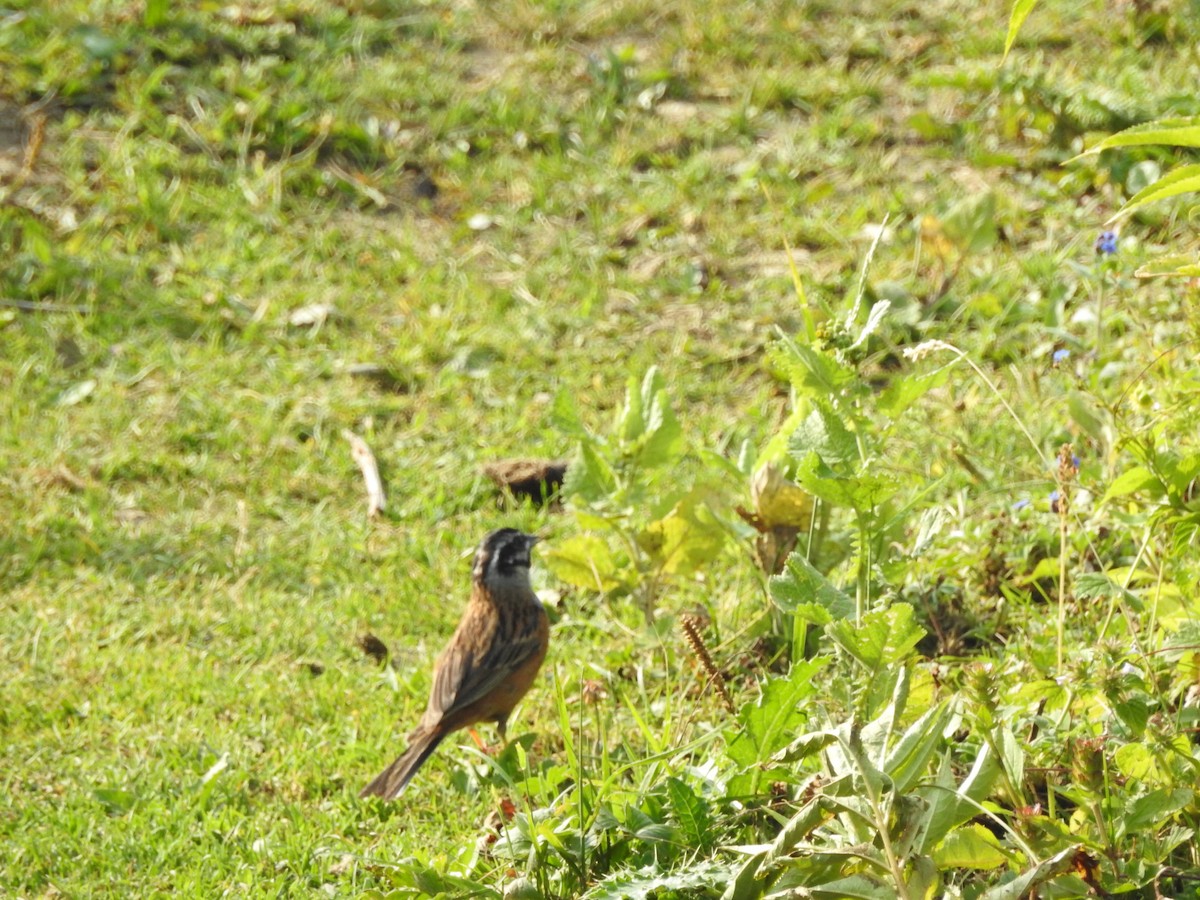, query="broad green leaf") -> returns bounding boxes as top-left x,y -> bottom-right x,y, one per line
1135,254 -> 1200,278
789,403 -> 858,465
933,824 -> 1009,869
726,658 -> 828,780
666,777 -> 712,847
1079,116 -> 1200,155
1075,573 -> 1143,614
639,387 -> 684,467
769,334 -> 856,399
1114,741 -> 1163,784
876,365 -> 951,419
562,440 -> 616,501
793,451 -> 898,513
1123,787 -> 1193,833
769,551 -> 855,621
1114,163 -> 1200,221
638,493 -> 725,576
543,534 -> 624,592
1163,452 -> 1200,496
1003,0 -> 1040,57
828,603 -> 924,671
1101,464 -> 1162,504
